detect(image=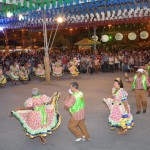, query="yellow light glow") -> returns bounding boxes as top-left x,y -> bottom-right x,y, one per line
7,11 -> 13,18
57,17 -> 63,23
